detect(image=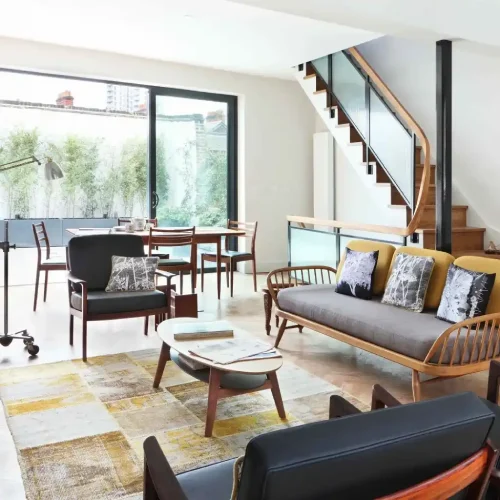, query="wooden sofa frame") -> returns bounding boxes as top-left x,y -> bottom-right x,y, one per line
267,265 -> 500,401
